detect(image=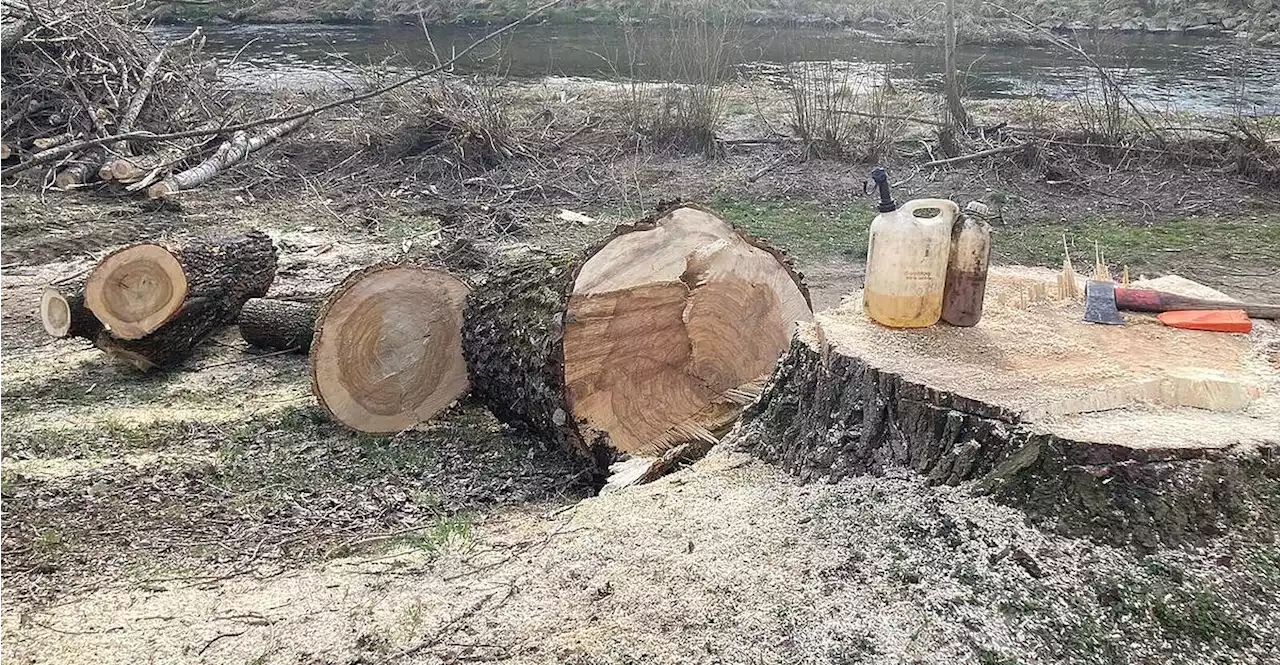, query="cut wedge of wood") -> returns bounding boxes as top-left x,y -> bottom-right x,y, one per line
311,265 -> 471,434
564,206 -> 812,455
